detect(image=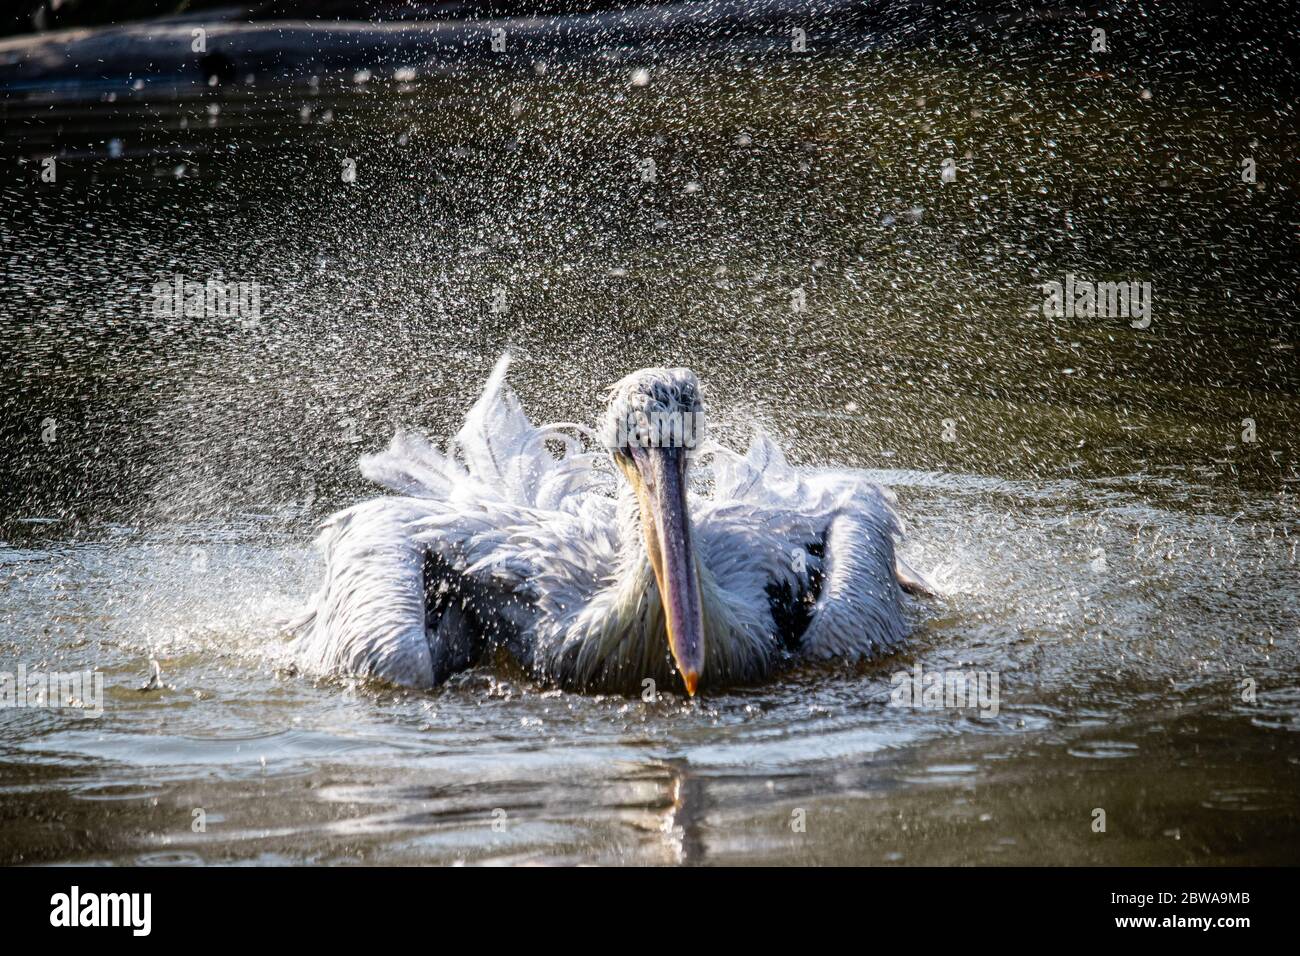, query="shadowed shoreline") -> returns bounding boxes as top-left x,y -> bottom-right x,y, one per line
3,0 -> 1293,103
3,0 -> 874,96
